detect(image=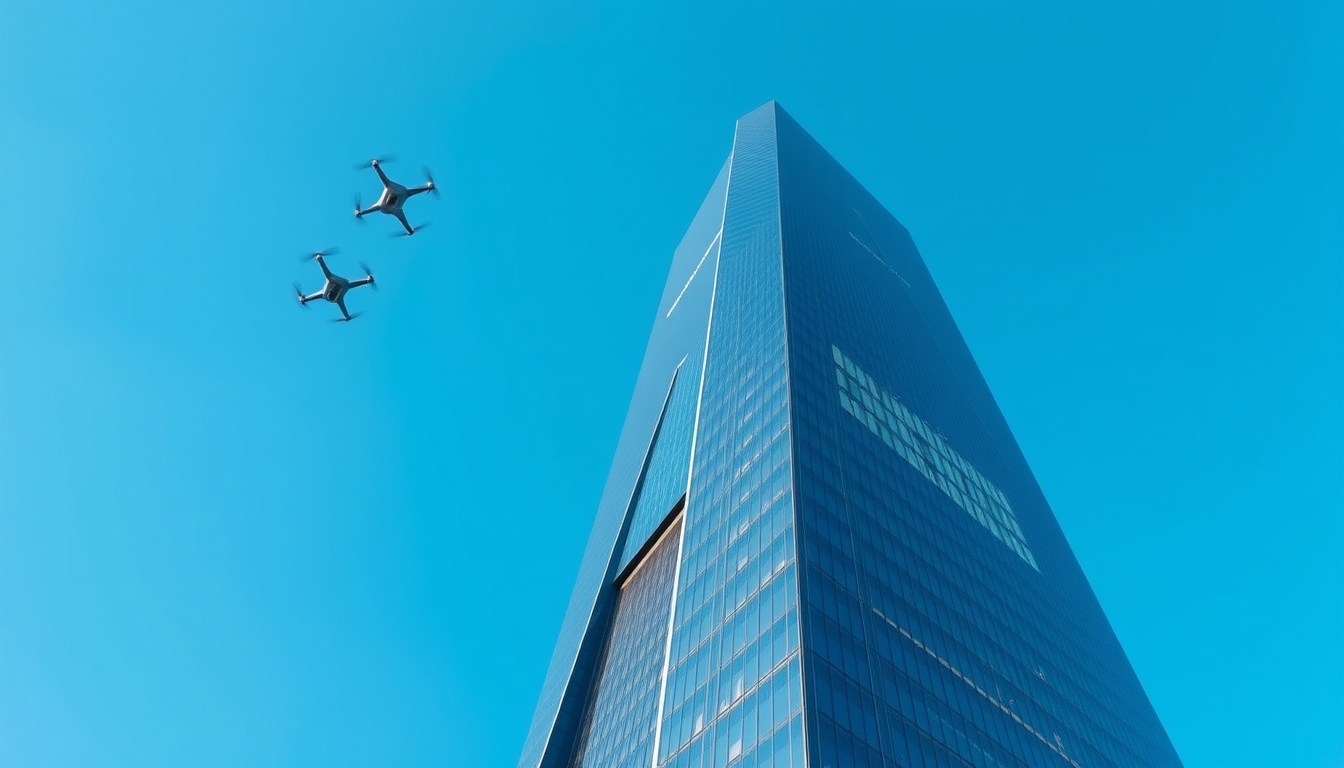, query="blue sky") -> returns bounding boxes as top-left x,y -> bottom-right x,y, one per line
0,1 -> 1339,766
